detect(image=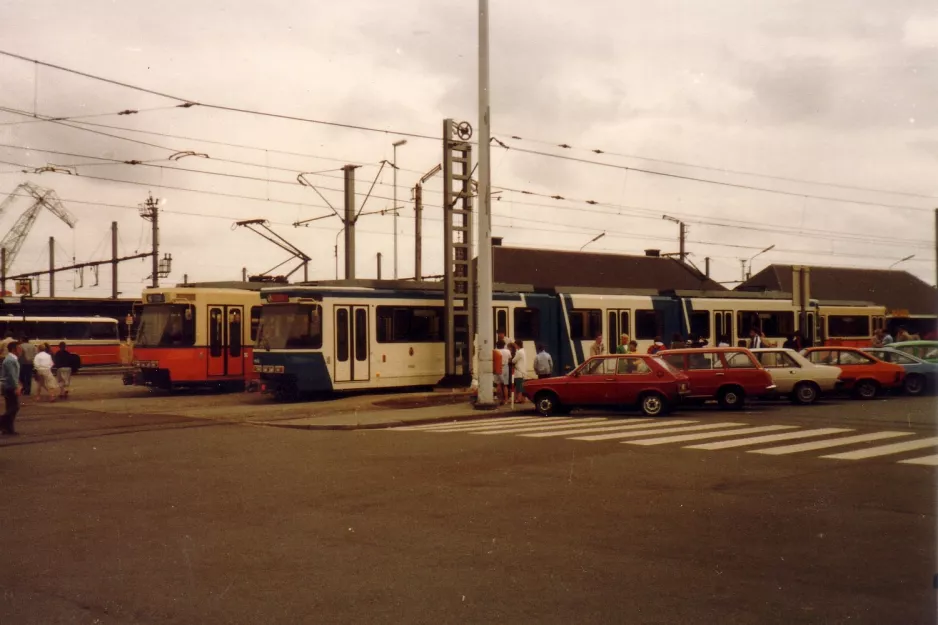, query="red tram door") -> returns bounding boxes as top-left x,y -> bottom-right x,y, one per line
208,305 -> 245,377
